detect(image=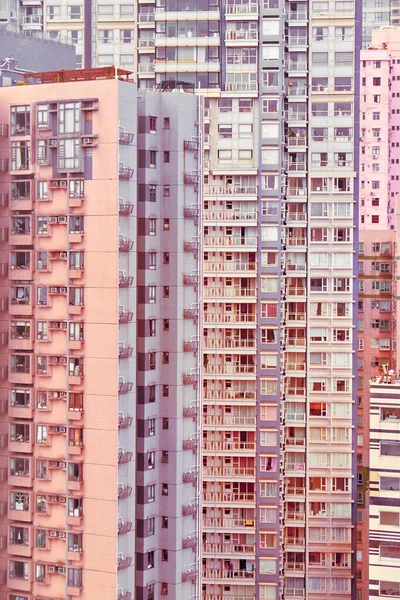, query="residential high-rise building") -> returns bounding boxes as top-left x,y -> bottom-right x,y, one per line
142,1 -> 359,599
0,67 -> 201,600
368,378 -> 400,599
358,27 -> 400,600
